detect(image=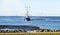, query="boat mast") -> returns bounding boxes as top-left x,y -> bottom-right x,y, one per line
26,6 -> 30,18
